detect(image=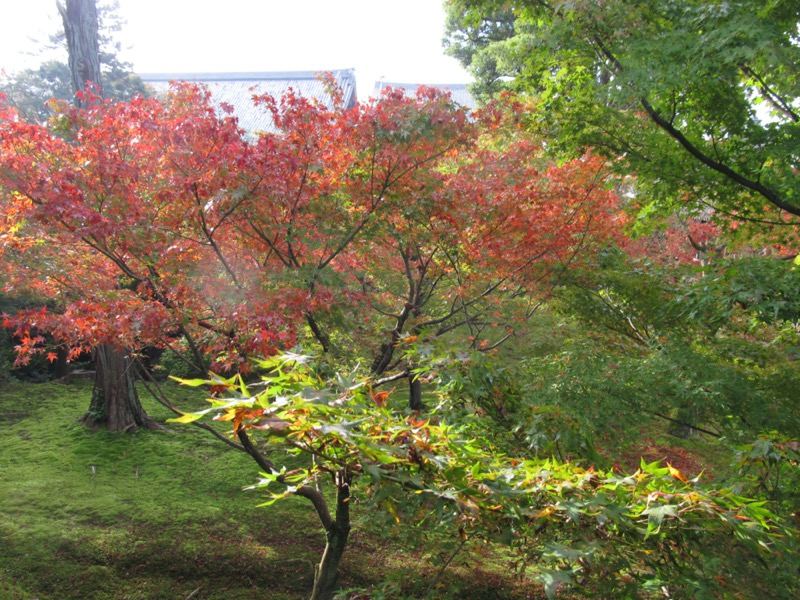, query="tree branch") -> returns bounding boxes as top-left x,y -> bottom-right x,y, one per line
237,428 -> 335,529
372,370 -> 410,387
589,34 -> 800,217
136,364 -> 247,452
638,96 -> 800,217
739,64 -> 799,123
647,411 -> 721,438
